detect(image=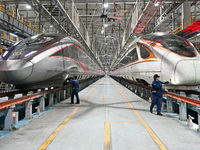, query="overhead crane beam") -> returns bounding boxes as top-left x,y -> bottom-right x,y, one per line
149,0 -> 186,32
